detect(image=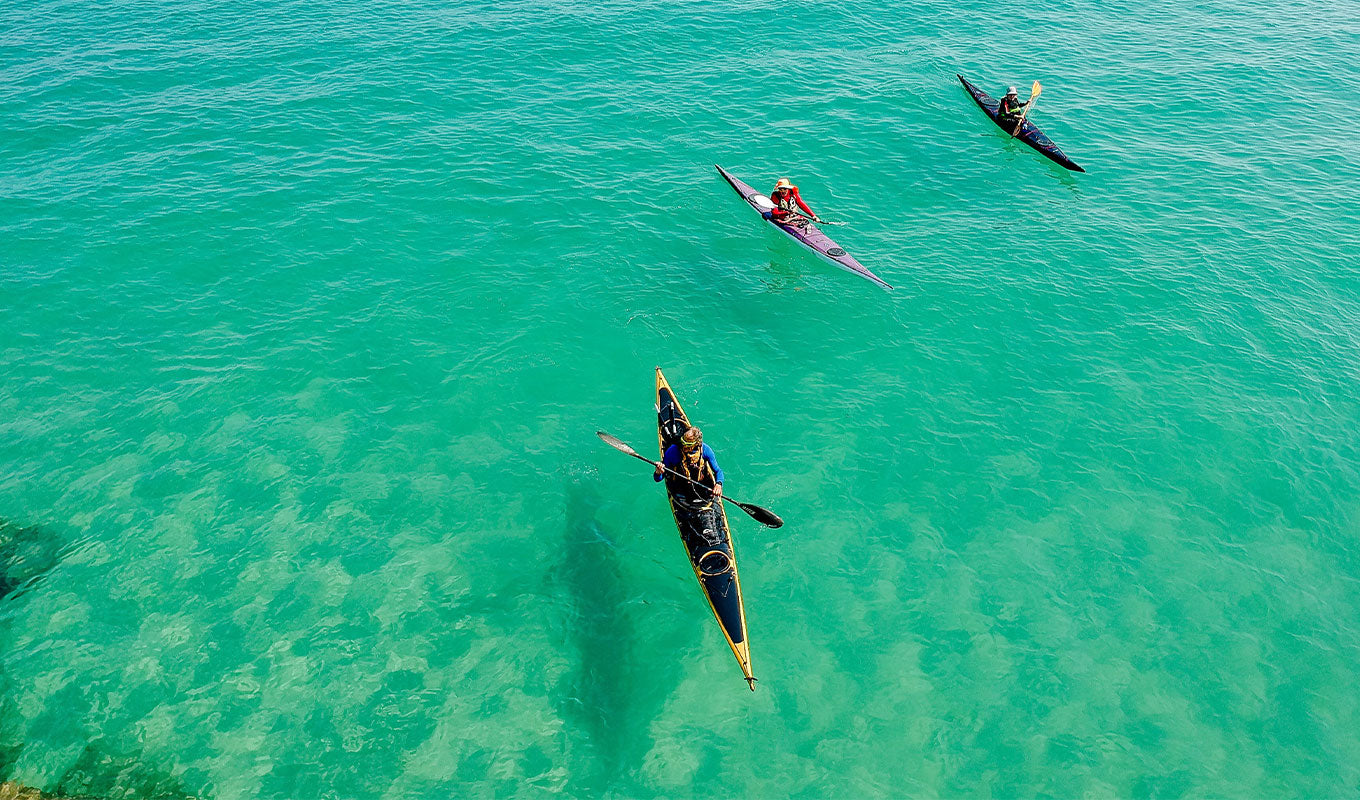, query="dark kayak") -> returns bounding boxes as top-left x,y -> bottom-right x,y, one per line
655,367 -> 755,690
957,75 -> 1085,173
